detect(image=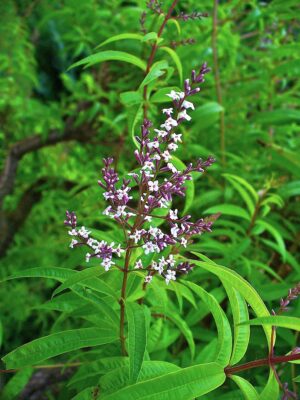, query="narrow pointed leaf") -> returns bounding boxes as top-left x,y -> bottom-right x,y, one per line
126,302 -> 147,383
69,51 -> 146,71
101,362 -> 225,400
2,328 -> 118,369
